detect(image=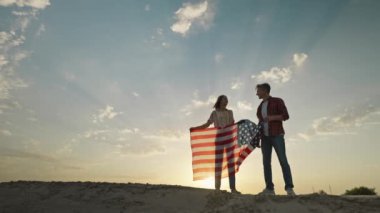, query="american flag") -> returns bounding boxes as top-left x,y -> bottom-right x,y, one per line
189,120 -> 260,181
